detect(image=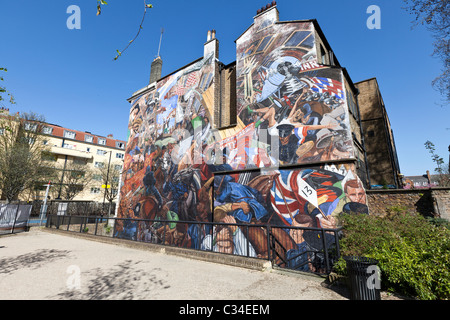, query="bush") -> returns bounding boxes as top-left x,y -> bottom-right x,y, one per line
334,212 -> 450,300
